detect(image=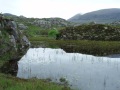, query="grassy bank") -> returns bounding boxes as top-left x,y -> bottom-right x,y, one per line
0,72 -> 70,90
29,36 -> 120,56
